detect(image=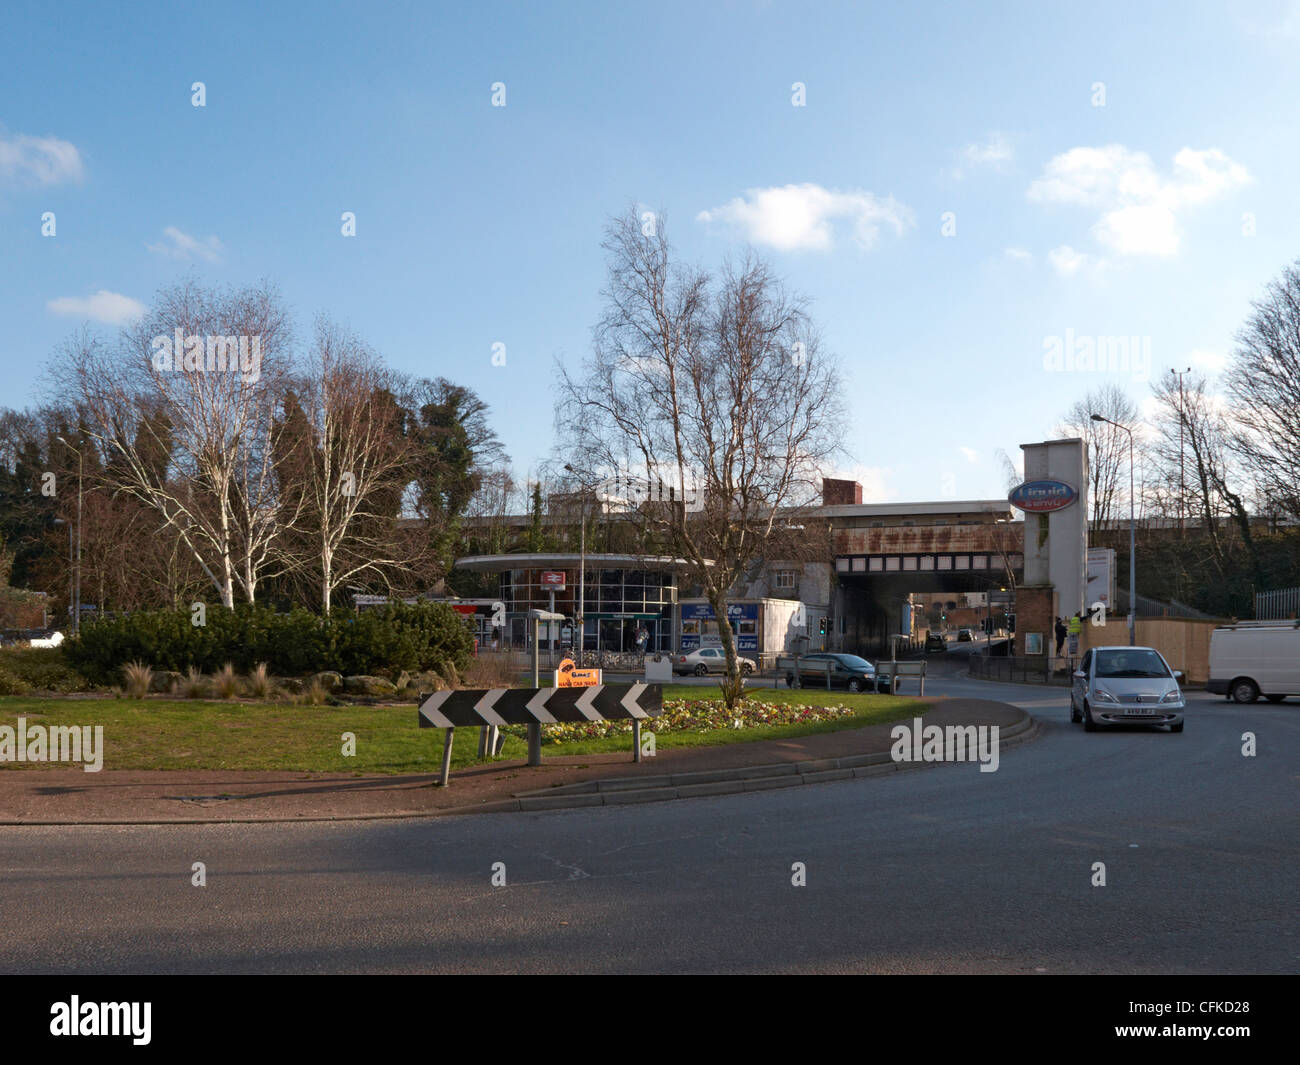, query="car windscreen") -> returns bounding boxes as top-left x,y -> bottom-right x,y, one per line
834,655 -> 874,672
1094,650 -> 1171,679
